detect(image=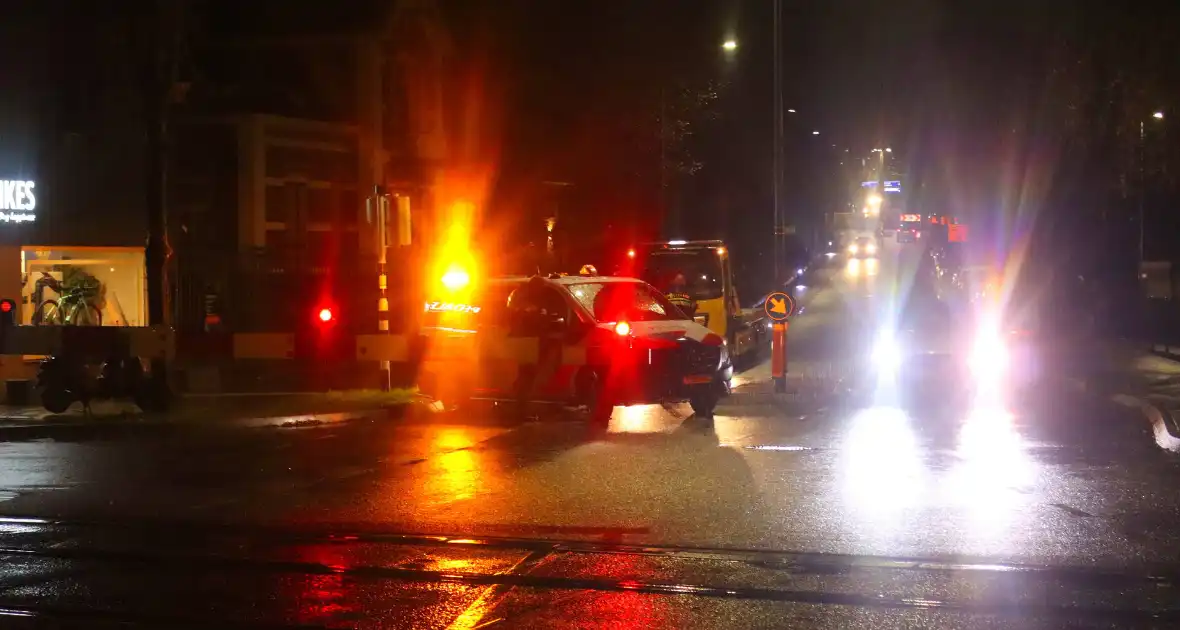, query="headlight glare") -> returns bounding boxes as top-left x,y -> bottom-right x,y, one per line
872,334 -> 900,371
